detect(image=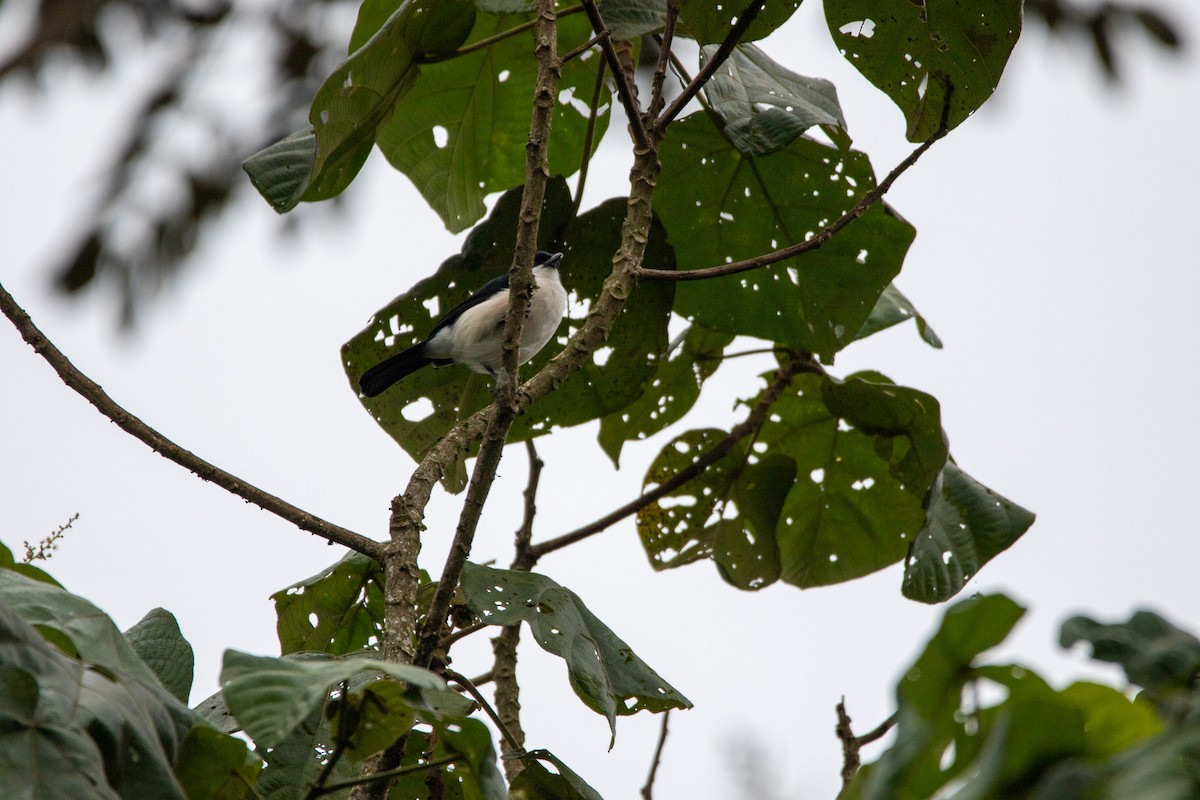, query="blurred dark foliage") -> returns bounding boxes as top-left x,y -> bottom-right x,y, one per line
0,0 -> 1186,325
